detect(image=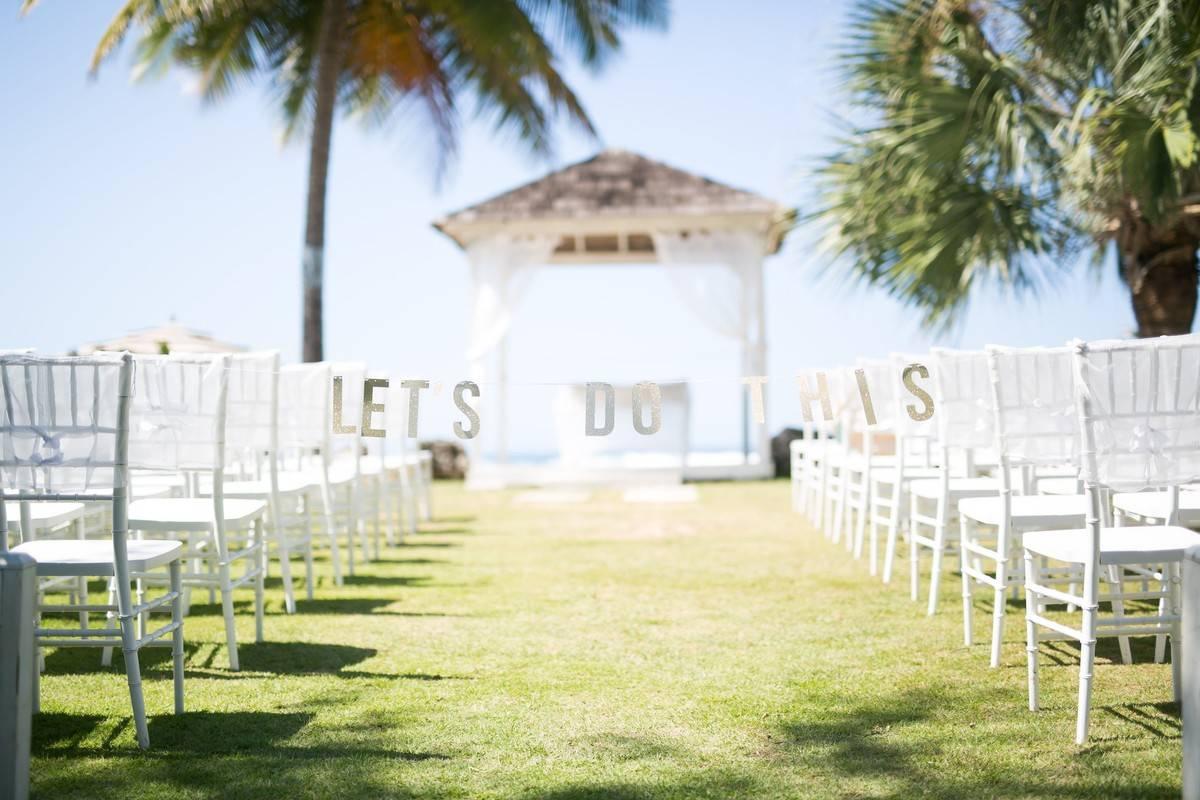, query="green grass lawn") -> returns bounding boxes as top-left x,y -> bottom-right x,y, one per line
30,480 -> 1182,799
